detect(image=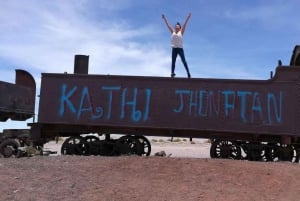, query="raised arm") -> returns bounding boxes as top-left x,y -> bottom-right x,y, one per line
181,13 -> 191,35
162,14 -> 174,34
